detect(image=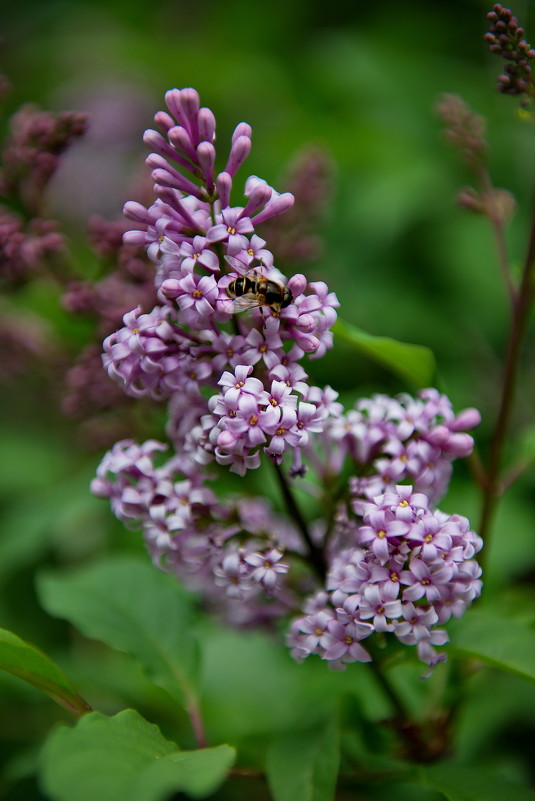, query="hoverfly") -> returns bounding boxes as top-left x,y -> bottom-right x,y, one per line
225,271 -> 293,313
